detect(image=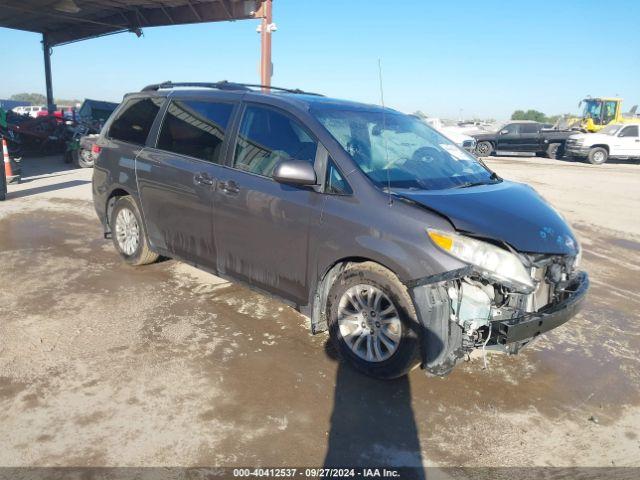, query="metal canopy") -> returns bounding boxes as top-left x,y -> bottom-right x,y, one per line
0,0 -> 264,46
